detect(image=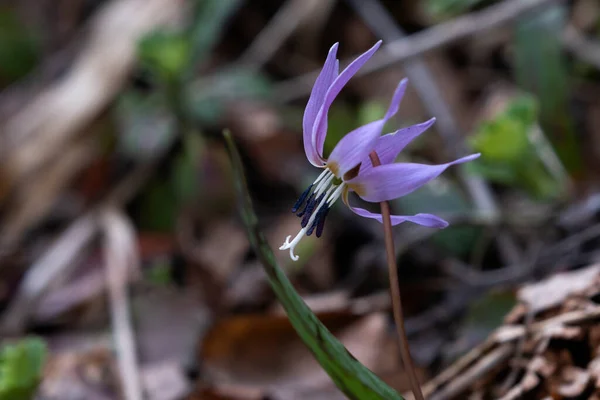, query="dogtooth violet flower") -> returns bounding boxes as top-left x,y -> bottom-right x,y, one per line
280,41 -> 480,261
